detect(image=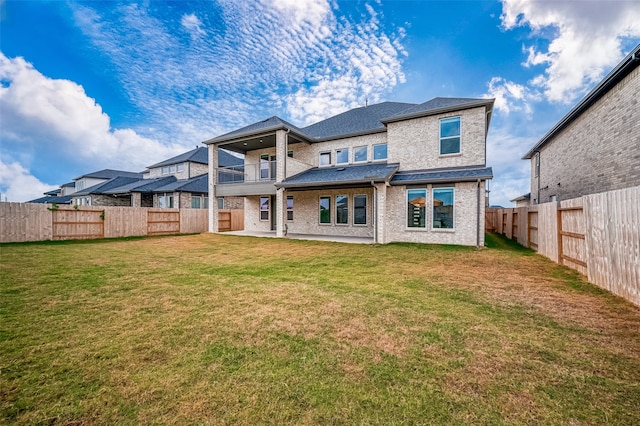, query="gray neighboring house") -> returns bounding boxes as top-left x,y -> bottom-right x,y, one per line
524,43 -> 640,204
205,97 -> 494,246
71,176 -> 143,207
